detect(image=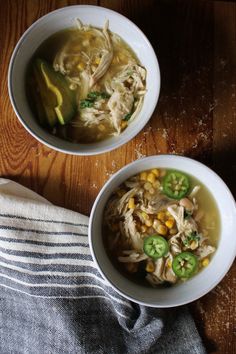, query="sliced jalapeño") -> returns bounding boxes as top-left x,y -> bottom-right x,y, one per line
163,171 -> 190,200
172,252 -> 198,278
143,235 -> 169,259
